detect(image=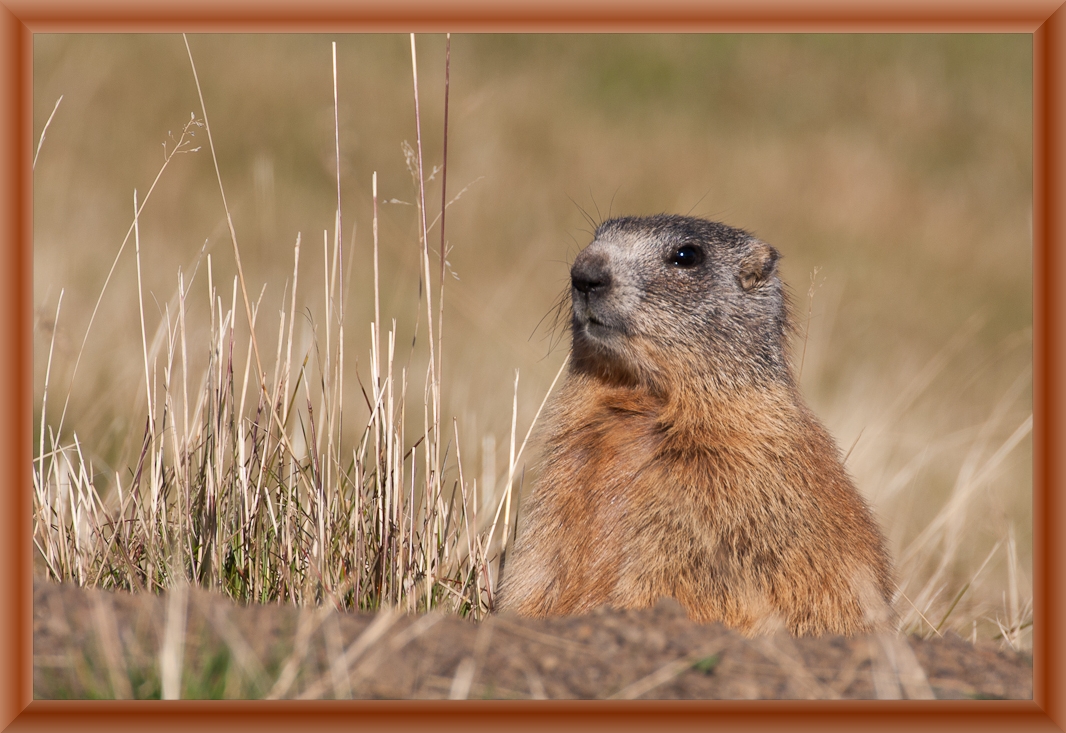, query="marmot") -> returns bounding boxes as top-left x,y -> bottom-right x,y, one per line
498,214 -> 894,637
